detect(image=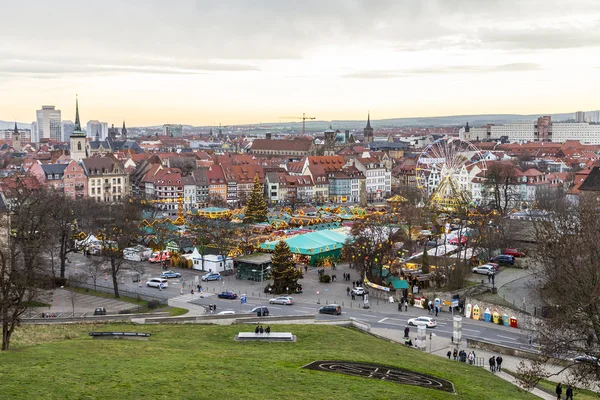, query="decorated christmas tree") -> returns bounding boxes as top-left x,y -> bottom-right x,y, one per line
270,240 -> 301,294
244,174 -> 268,223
